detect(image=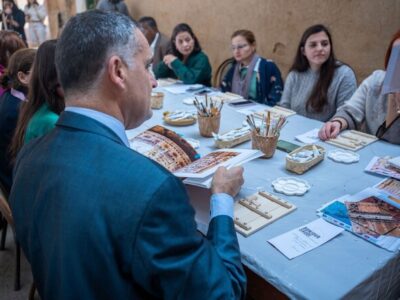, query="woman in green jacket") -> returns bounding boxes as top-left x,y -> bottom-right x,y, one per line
10,39 -> 64,159
155,23 -> 212,86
